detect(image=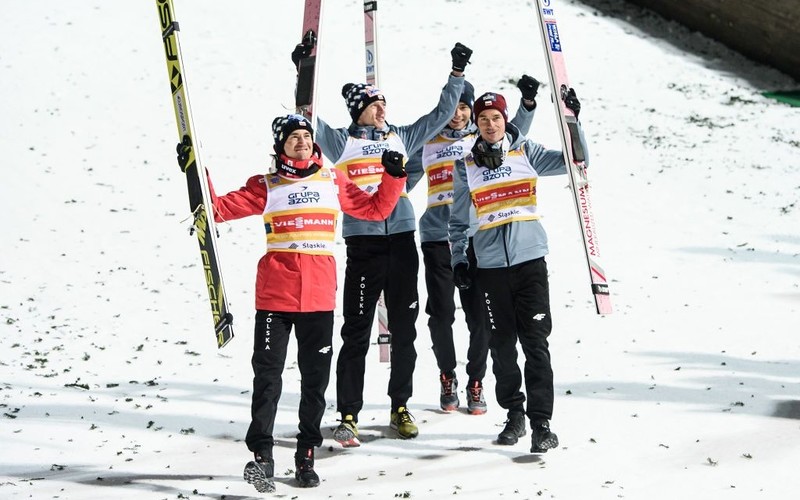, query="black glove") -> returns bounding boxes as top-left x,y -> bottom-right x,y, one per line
450,42 -> 472,72
381,149 -> 405,178
471,139 -> 504,170
291,30 -> 316,69
564,87 -> 581,118
291,42 -> 312,69
176,135 -> 192,171
517,74 -> 540,101
453,263 -> 472,290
